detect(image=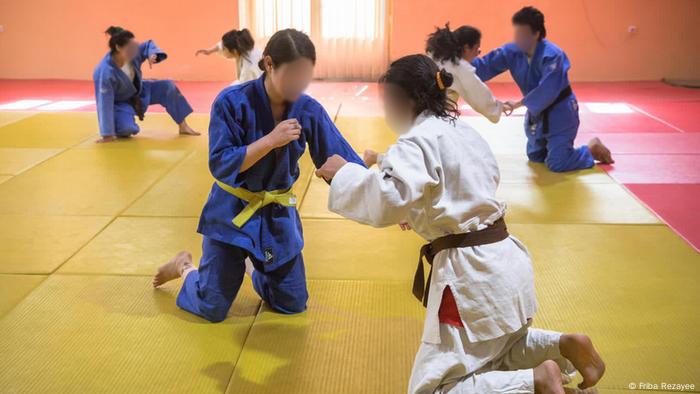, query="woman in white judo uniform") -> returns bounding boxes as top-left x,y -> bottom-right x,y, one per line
363,24 -> 508,171
427,23 -> 510,123
315,54 -> 606,394
196,28 -> 263,84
